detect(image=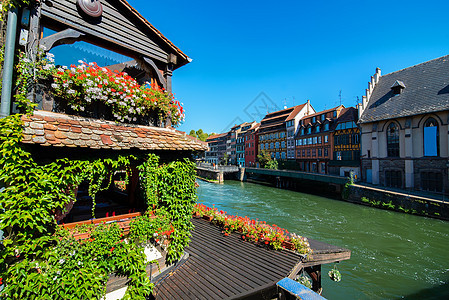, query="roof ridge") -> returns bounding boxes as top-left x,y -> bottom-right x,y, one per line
382,54 -> 449,77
